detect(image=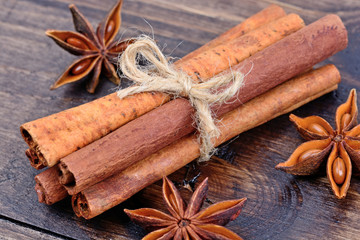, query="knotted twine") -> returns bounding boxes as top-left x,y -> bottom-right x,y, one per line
117,36 -> 244,162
